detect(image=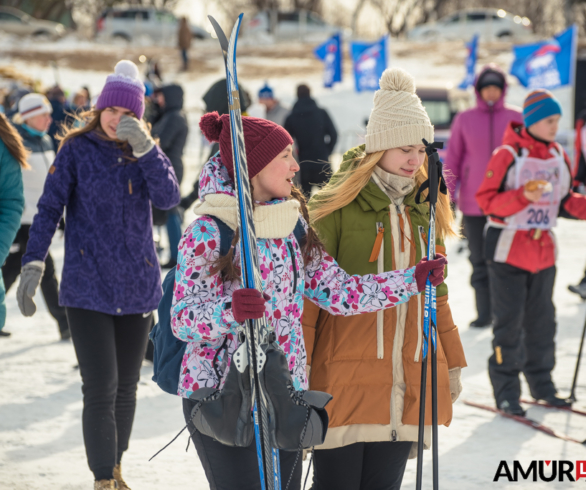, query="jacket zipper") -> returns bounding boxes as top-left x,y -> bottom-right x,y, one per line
489,104 -> 494,156
414,225 -> 427,363
128,179 -> 133,195
375,221 -> 384,359
287,242 -> 297,297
